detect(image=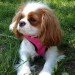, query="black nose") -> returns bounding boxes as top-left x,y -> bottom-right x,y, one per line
19,21 -> 26,27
